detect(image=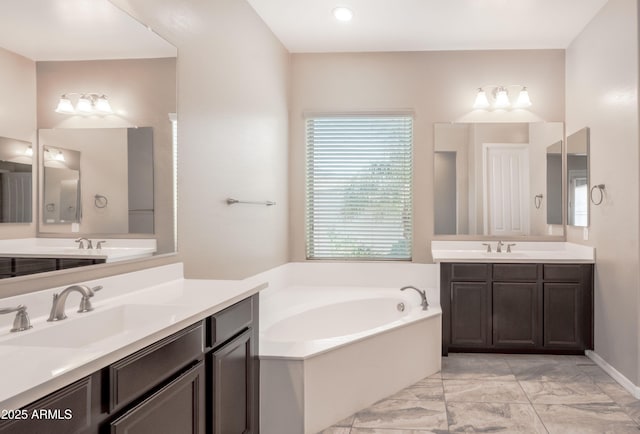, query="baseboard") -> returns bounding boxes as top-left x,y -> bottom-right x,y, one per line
586,350 -> 640,399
